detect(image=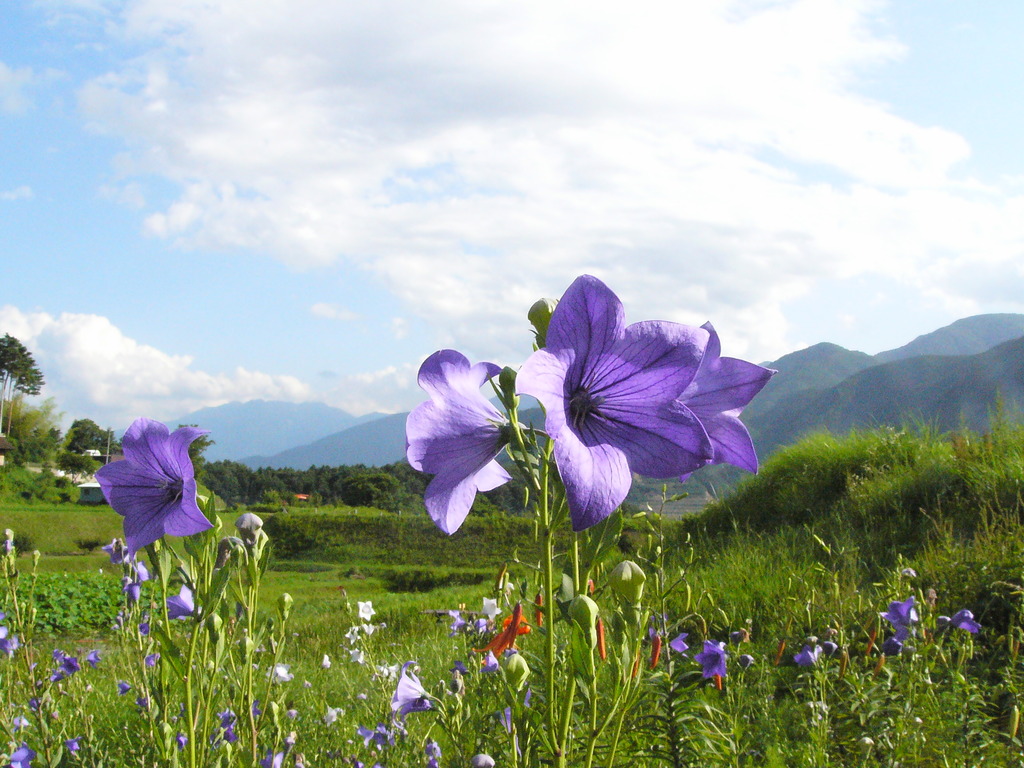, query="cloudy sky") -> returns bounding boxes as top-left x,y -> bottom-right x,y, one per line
3,0 -> 1024,430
